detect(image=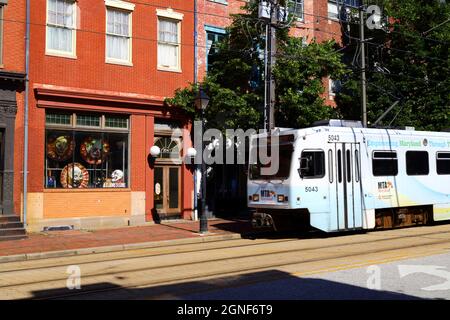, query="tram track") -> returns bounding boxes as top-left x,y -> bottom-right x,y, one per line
34,236 -> 450,300
1,225 -> 449,274
0,237 -> 299,273
1,226 -> 450,299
